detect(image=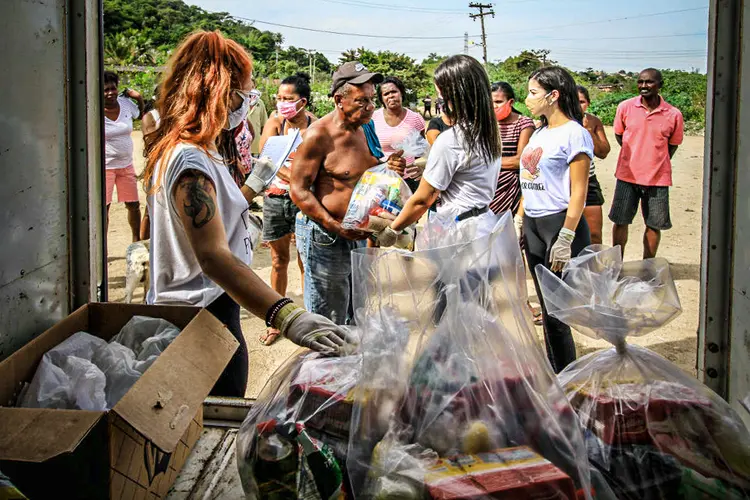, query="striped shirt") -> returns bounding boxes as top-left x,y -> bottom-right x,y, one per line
372,108 -> 426,180
490,115 -> 535,216
499,115 -> 536,168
